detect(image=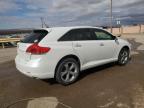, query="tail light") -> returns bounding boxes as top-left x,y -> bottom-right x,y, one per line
26,43 -> 51,54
